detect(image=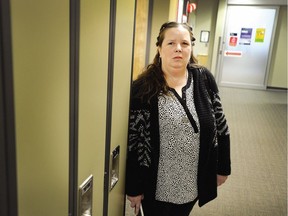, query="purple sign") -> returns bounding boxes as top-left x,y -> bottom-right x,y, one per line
239,28 -> 253,45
